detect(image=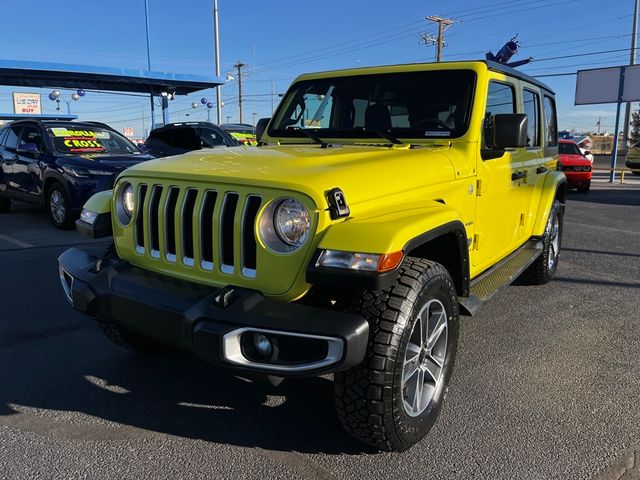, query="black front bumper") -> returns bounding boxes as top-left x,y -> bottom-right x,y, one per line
57,248 -> 369,377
